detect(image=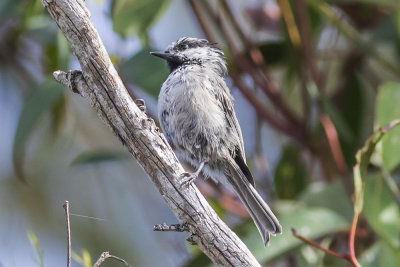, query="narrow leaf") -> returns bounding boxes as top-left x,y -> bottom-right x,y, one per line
353,119 -> 400,213
364,174 -> 400,250
274,145 -> 309,199
27,229 -> 44,267
13,80 -> 65,181
111,0 -> 171,39
120,48 -> 168,98
376,82 -> 400,170
71,149 -> 129,166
